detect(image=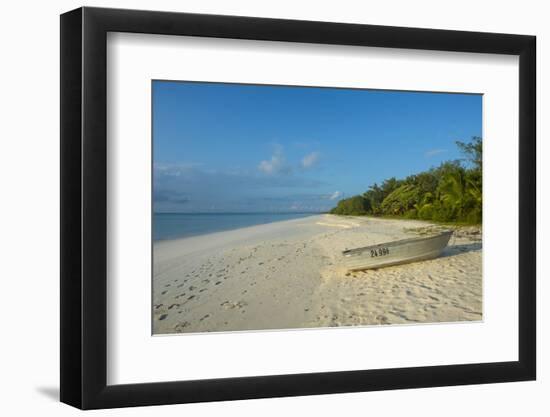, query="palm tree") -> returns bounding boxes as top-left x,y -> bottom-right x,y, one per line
438,169 -> 467,220
466,178 -> 482,206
